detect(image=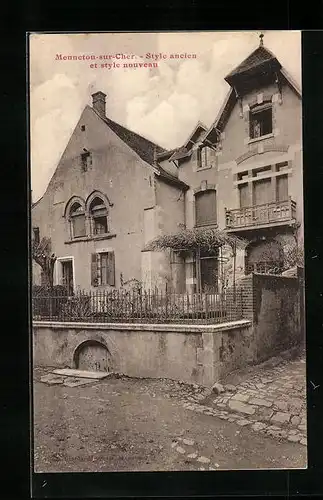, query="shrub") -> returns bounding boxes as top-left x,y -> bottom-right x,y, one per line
32,285 -> 68,317
61,295 -> 93,320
